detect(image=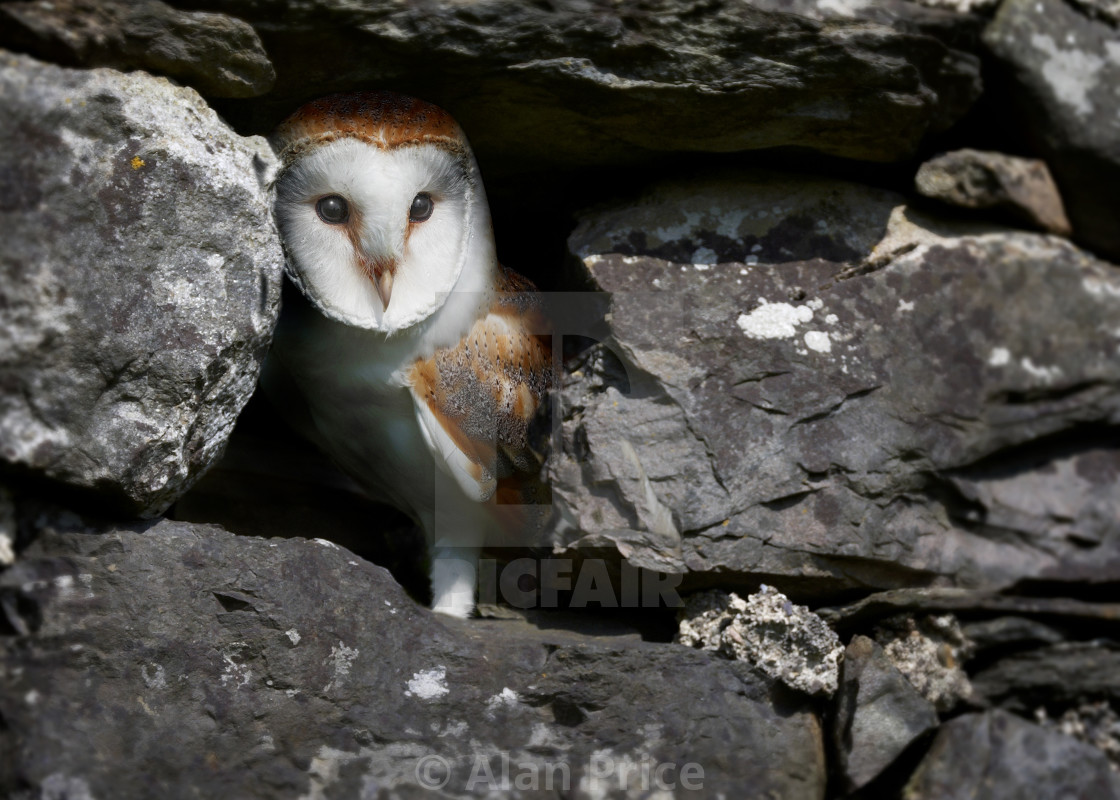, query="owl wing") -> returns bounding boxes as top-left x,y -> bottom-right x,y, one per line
407,266 -> 552,503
